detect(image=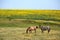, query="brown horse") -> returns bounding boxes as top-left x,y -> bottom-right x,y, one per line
26,26 -> 38,33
